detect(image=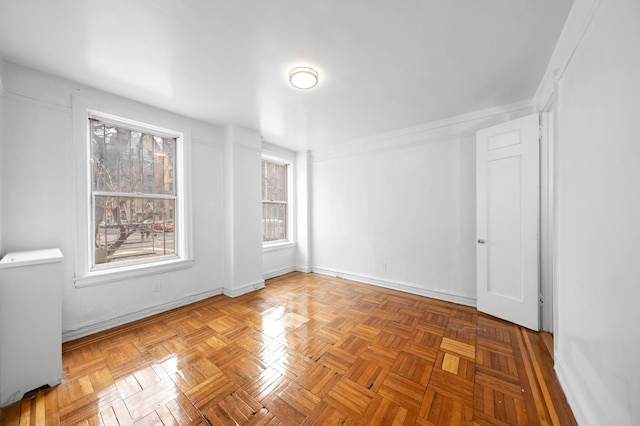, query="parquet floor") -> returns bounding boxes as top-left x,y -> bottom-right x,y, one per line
0,272 -> 576,425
